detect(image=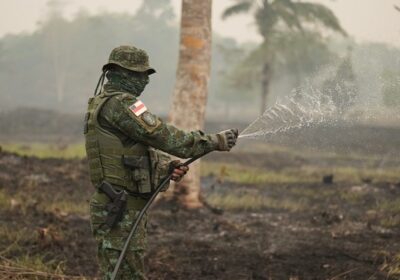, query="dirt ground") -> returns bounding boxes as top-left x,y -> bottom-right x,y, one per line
0,125 -> 400,279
